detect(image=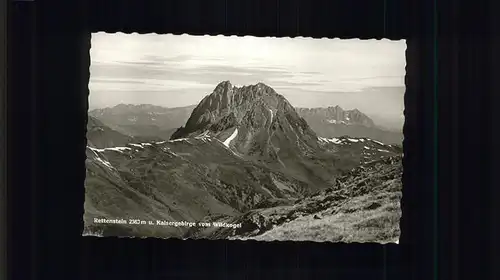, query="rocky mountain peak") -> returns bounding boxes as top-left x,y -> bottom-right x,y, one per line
215,80 -> 232,89
213,81 -> 234,101
170,82 -> 324,178
171,81 -> 295,139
